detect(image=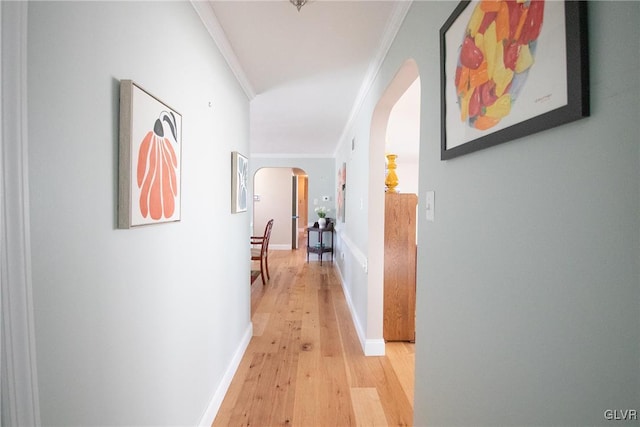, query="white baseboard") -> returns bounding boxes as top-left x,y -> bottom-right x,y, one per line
334,262 -> 385,357
364,339 -> 386,356
197,322 -> 253,426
